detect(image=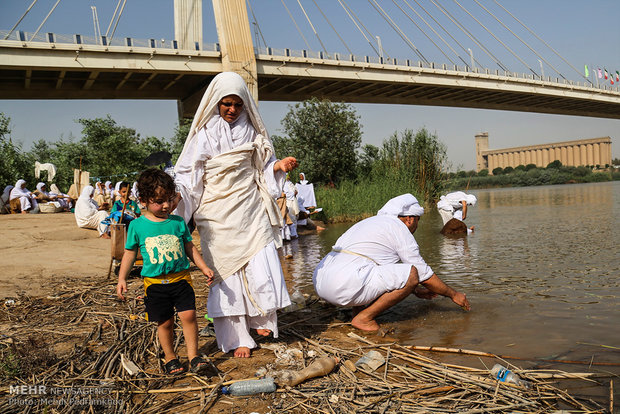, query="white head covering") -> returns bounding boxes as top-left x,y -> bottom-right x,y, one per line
79,185 -> 94,200
131,181 -> 138,199
377,194 -> 424,217
10,179 -> 30,200
104,181 -> 112,194
36,182 -> 46,192
50,184 -> 61,195
437,191 -> 477,212
176,72 -> 269,171
1,185 -> 14,203
299,172 -> 308,185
